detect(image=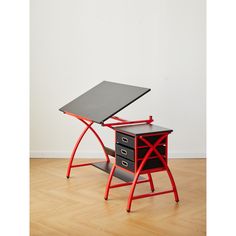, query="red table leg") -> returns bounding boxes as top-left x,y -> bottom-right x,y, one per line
104,164 -> 116,200
126,134 -> 168,212
66,118 -> 110,178
147,172 -> 155,192
140,136 -> 179,202
79,119 -> 110,163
